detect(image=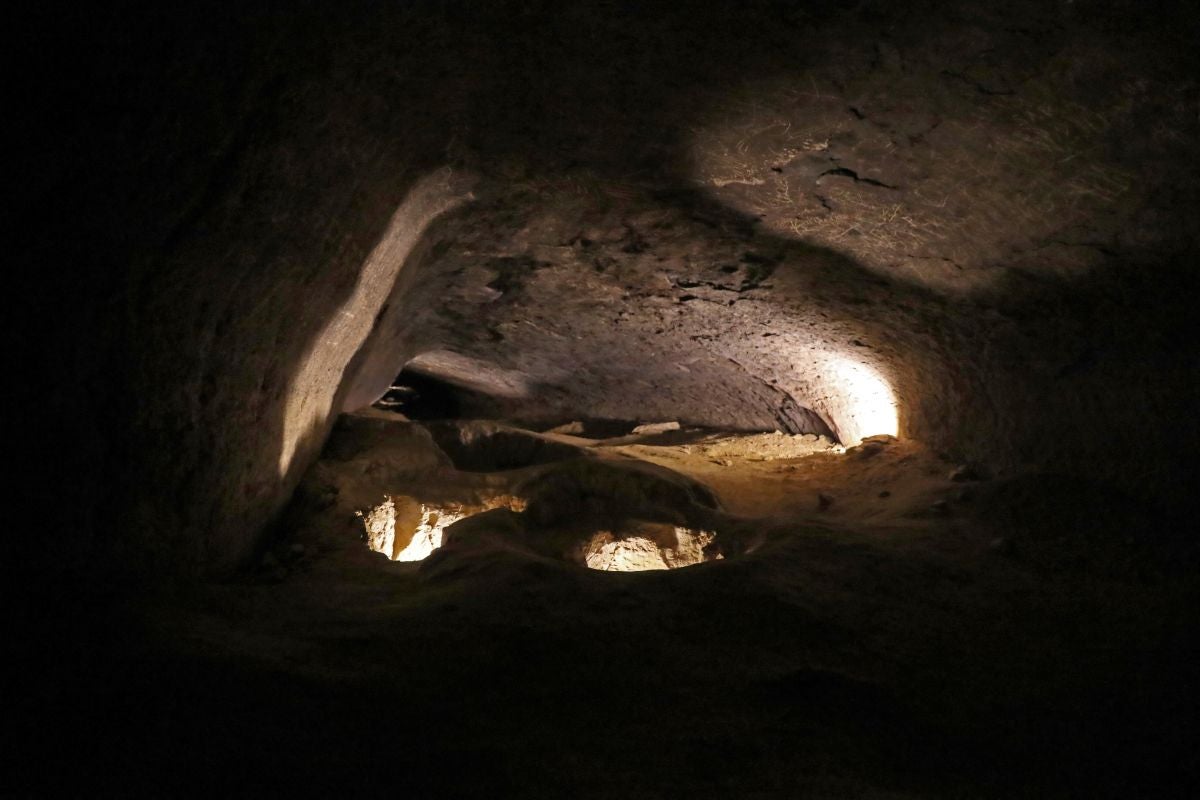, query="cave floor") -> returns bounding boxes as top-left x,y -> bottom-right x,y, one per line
66,415 -> 1197,798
